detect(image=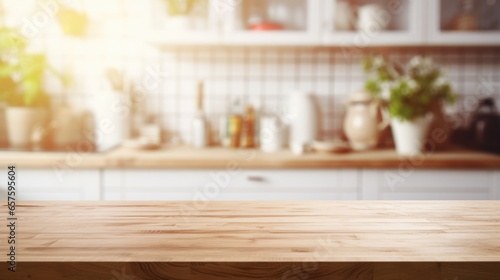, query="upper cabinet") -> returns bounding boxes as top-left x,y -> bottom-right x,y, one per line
323,0 -> 424,46
146,0 -> 500,46
427,0 -> 500,45
221,0 -> 321,46
148,0 -> 221,45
